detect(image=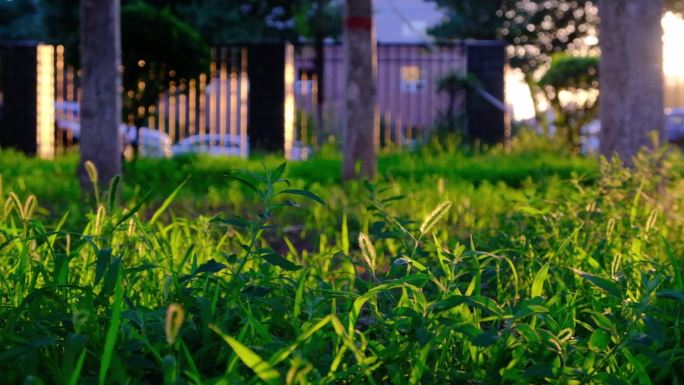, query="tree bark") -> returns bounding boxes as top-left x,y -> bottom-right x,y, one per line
524,73 -> 549,136
78,0 -> 122,192
343,0 -> 377,180
599,0 -> 664,162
